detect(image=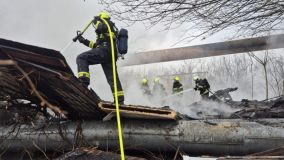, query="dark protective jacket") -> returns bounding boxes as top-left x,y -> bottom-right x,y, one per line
81,18 -> 117,50
194,78 -> 210,95
172,81 -> 183,94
